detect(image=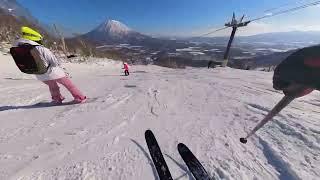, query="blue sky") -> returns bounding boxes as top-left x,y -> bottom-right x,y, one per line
17,0 -> 320,36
